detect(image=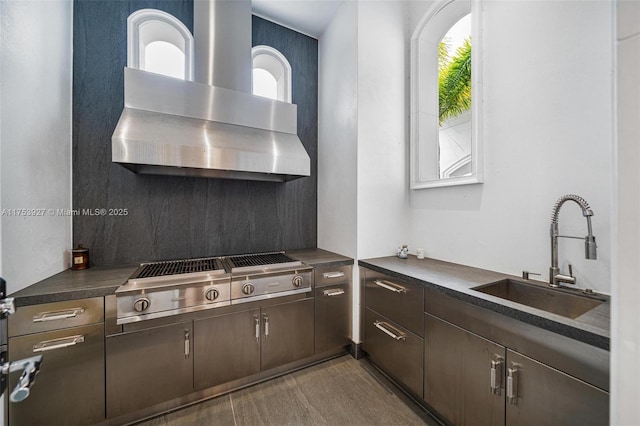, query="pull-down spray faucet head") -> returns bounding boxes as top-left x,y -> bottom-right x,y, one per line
549,194 -> 597,286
